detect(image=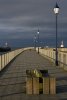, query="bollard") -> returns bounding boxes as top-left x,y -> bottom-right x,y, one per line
50,77 -> 56,94
26,77 -> 33,94
43,77 -> 49,94
33,77 -> 39,94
